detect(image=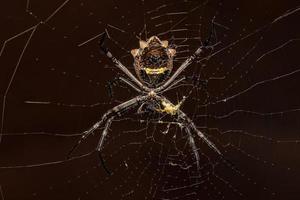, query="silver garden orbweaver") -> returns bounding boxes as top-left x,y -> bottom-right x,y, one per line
68,33 -> 222,174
